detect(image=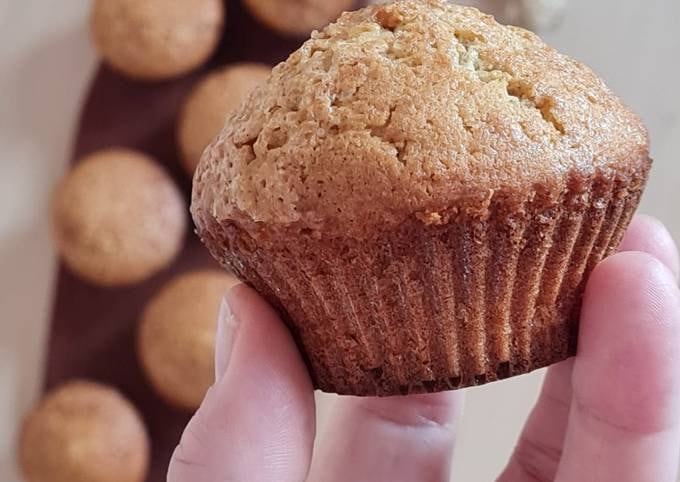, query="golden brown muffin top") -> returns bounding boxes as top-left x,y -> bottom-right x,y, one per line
91,0 -> 224,80
20,381 -> 149,482
243,0 -> 357,37
138,270 -> 239,410
193,0 -> 648,240
52,148 -> 187,286
178,63 -> 271,176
